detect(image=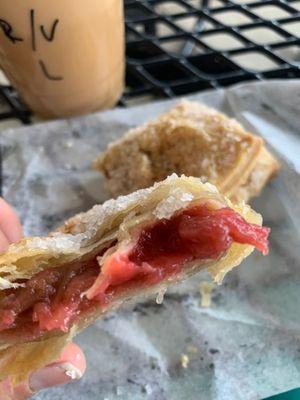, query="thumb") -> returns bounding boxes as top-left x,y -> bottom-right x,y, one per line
2,343 -> 86,400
